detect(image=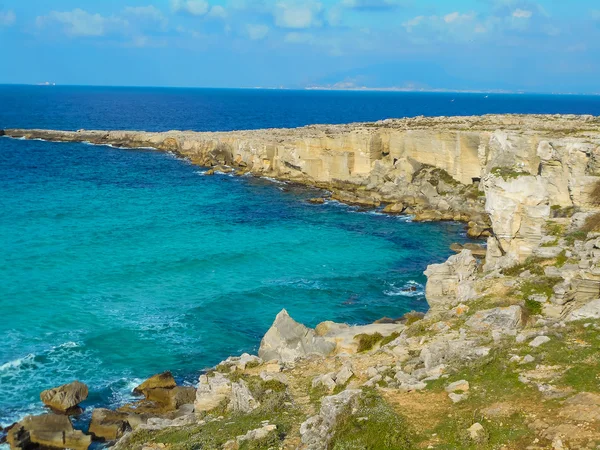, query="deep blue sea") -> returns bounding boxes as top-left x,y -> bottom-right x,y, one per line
1,86 -> 600,432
